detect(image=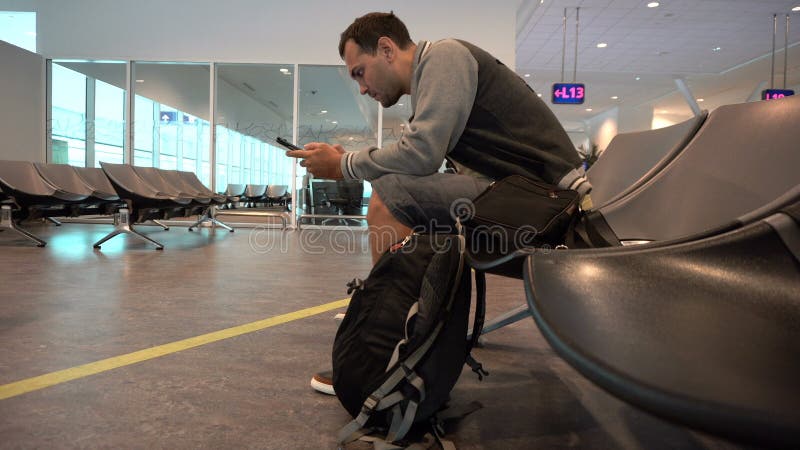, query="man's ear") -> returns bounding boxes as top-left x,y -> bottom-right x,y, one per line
377,36 -> 395,61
